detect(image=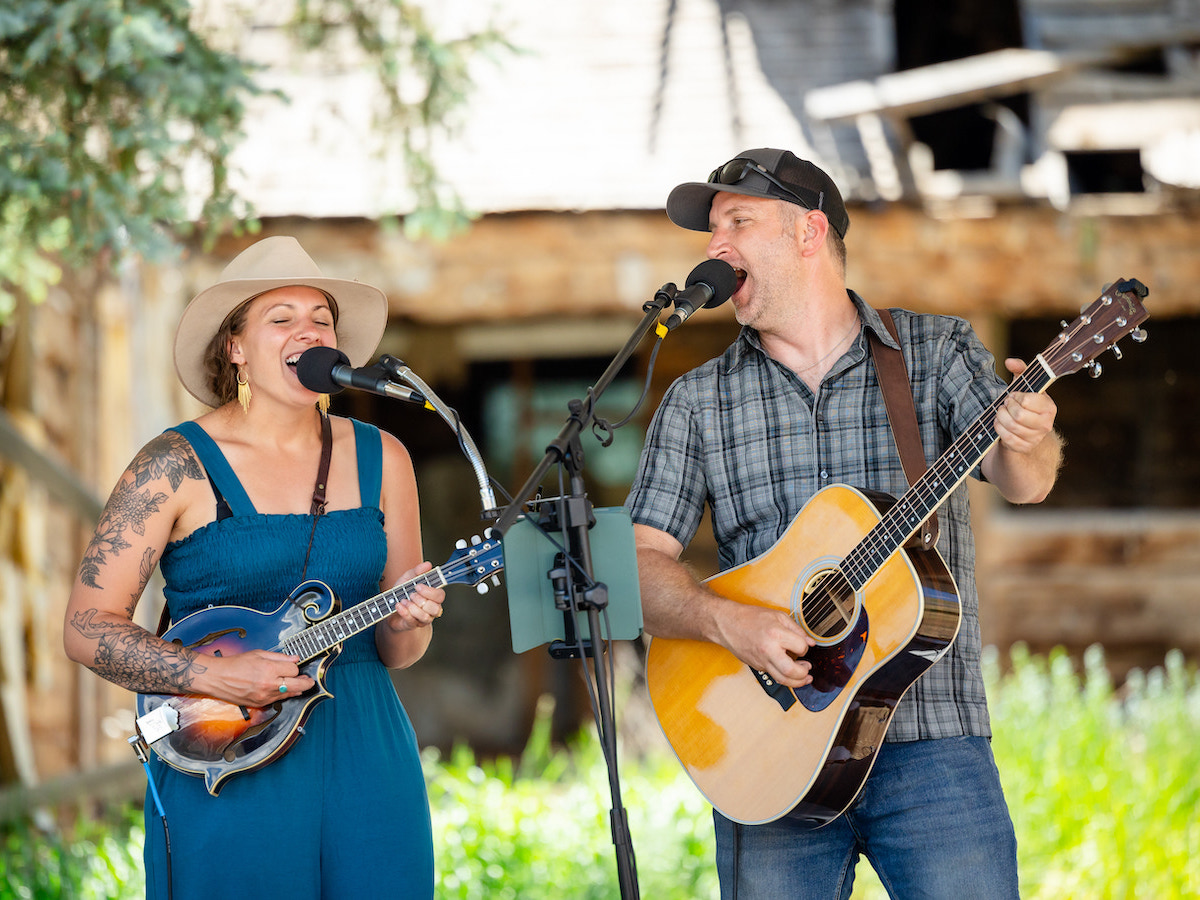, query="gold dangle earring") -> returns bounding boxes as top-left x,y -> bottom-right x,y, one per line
237,369 -> 252,414
316,393 -> 331,417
